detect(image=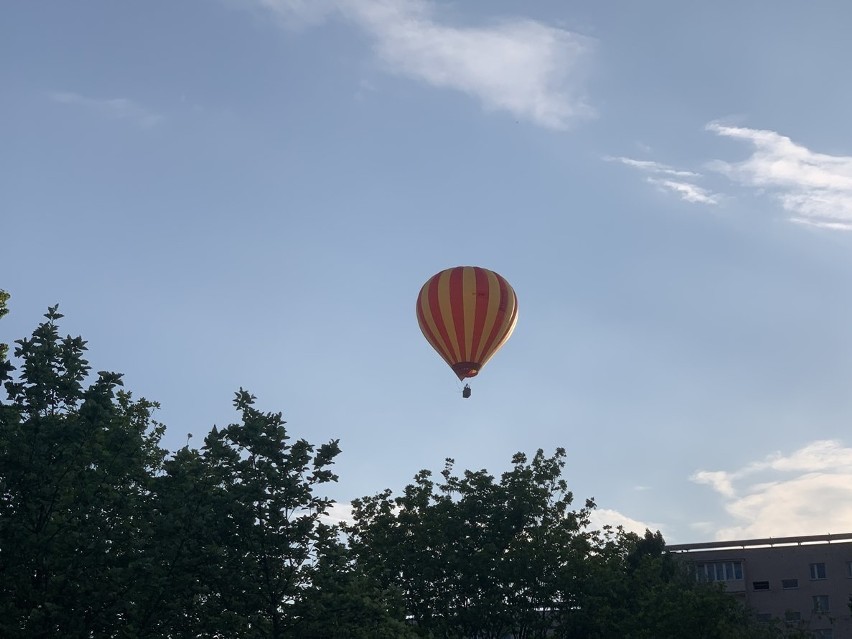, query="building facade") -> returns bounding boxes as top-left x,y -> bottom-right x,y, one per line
668,533 -> 852,638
